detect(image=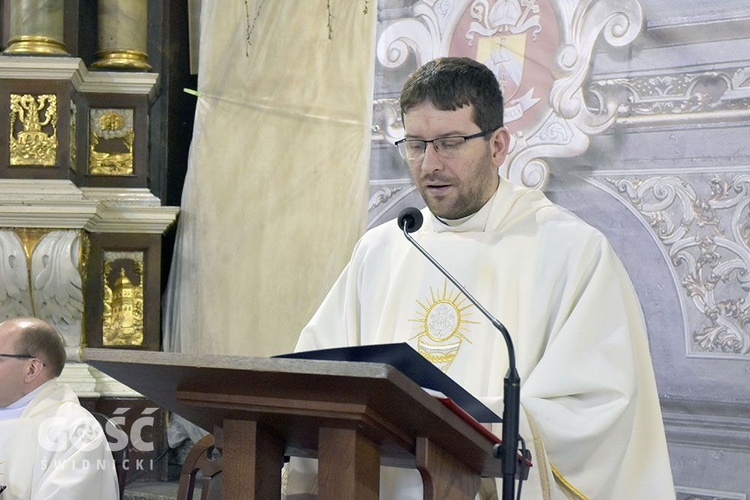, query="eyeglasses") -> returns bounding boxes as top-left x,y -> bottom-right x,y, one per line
395,130 -> 493,162
0,353 -> 34,360
0,353 -> 46,367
